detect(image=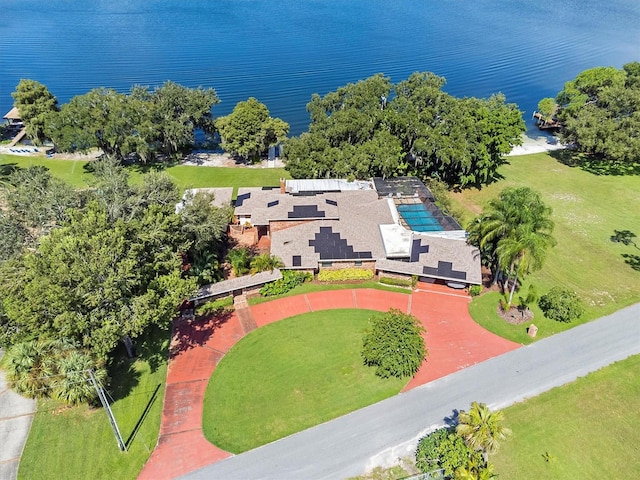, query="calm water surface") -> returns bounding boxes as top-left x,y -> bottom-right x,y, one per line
1,0 -> 638,135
